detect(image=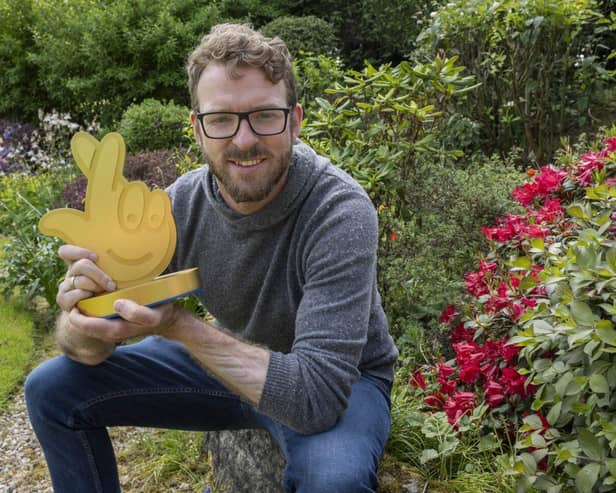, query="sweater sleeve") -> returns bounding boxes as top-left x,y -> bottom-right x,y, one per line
257,190 -> 379,434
